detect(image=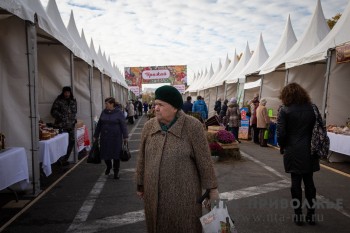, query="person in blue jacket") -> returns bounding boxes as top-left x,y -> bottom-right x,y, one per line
192,96 -> 208,121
